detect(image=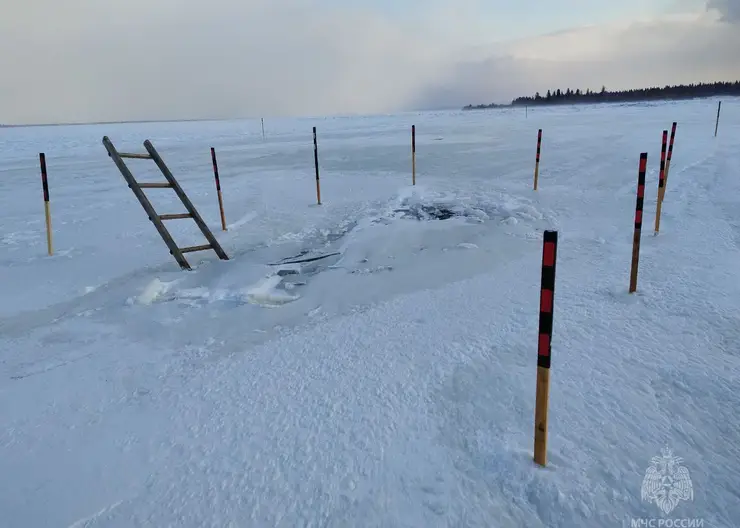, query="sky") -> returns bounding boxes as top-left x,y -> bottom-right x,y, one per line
0,0 -> 739,124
